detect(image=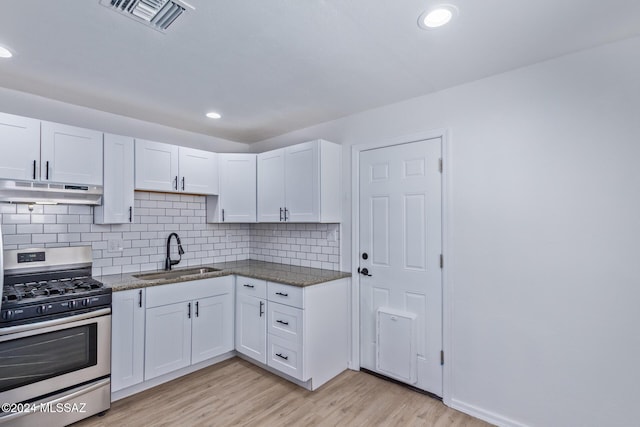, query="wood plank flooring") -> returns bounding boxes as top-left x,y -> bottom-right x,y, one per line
74,358 -> 491,427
